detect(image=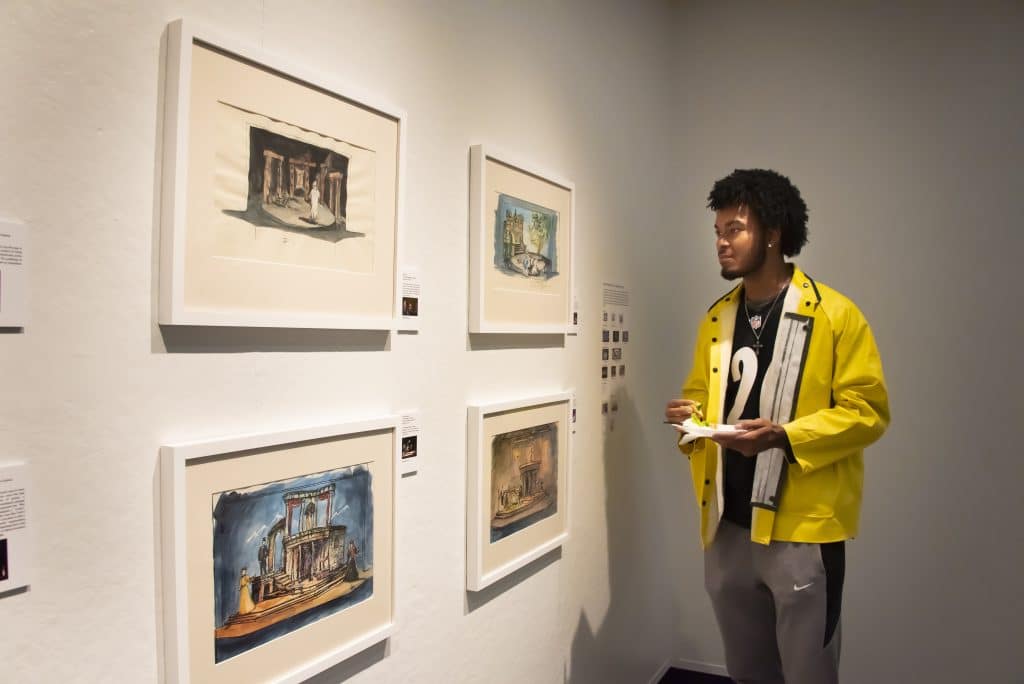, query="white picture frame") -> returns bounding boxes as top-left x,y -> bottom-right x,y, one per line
159,19 -> 411,330
469,145 -> 575,334
160,418 -> 398,683
466,392 -> 572,591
